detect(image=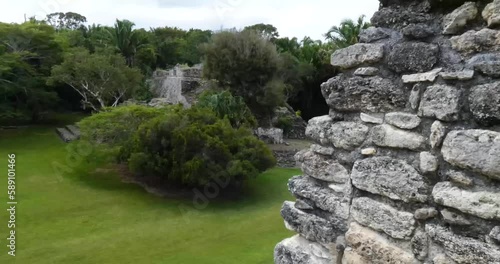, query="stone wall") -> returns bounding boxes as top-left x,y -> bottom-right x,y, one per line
274,1 -> 500,263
